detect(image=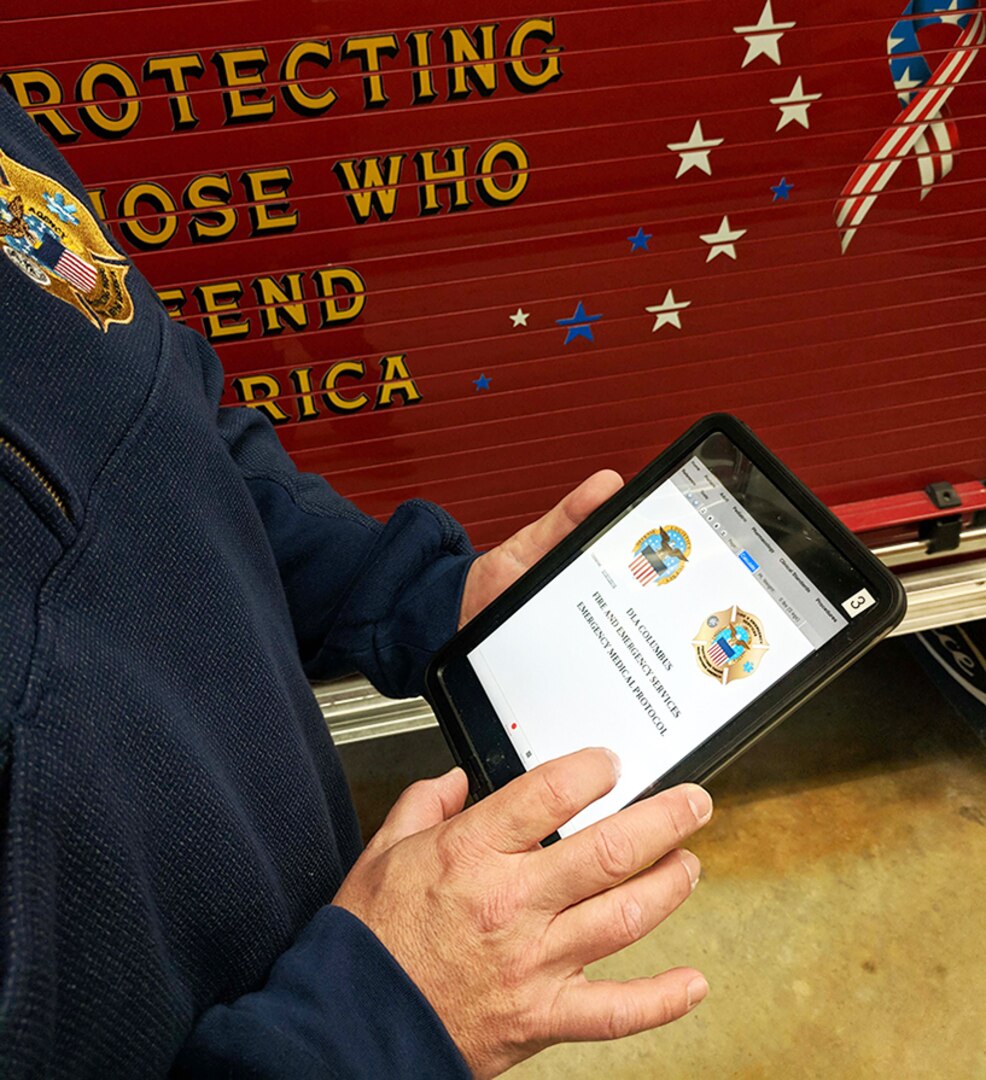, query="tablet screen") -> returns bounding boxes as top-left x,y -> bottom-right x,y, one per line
467,433 -> 871,836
